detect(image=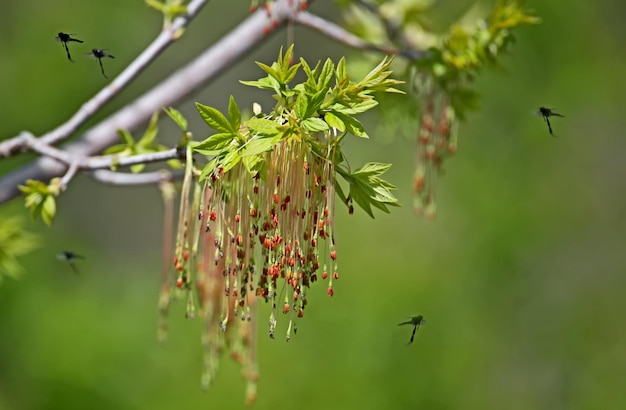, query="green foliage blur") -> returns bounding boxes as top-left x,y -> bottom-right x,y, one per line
2,0 -> 626,409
